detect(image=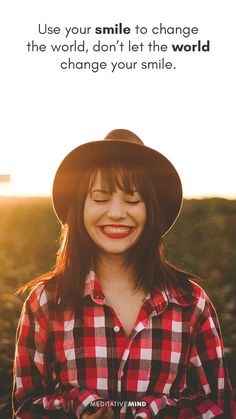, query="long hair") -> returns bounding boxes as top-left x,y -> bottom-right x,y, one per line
17,158 -> 195,316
